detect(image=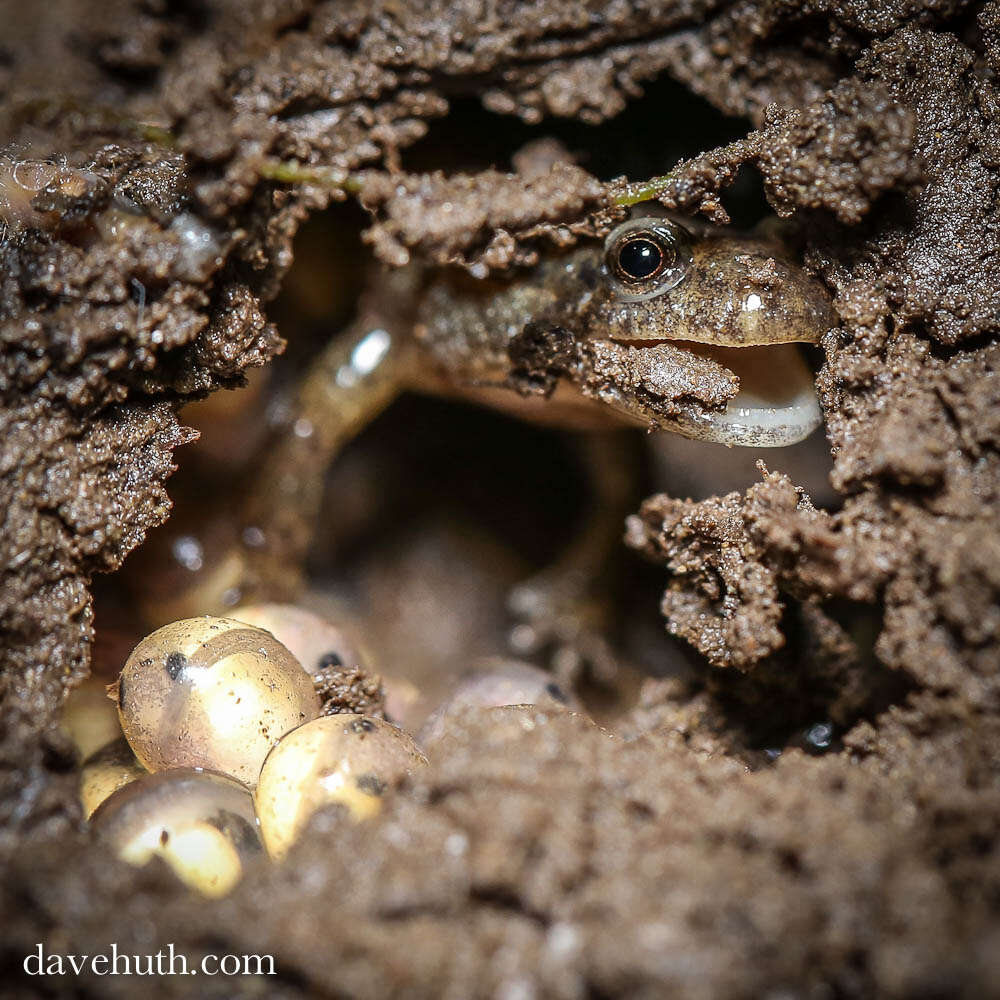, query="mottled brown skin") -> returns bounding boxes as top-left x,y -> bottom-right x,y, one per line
412,215 -> 835,444
589,232 -> 836,347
